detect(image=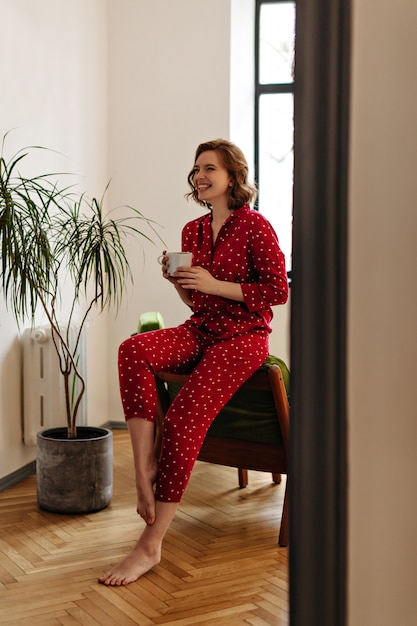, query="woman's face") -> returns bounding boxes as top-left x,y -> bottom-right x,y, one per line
192,150 -> 232,206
